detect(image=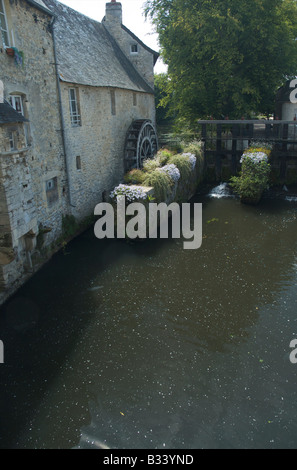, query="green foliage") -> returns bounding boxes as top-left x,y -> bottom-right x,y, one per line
154,73 -> 173,124
142,158 -> 161,172
122,140 -> 202,203
142,169 -> 172,202
230,155 -> 271,201
156,148 -> 174,166
124,169 -> 146,184
168,154 -> 192,180
145,0 -> 297,121
181,140 -> 203,158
